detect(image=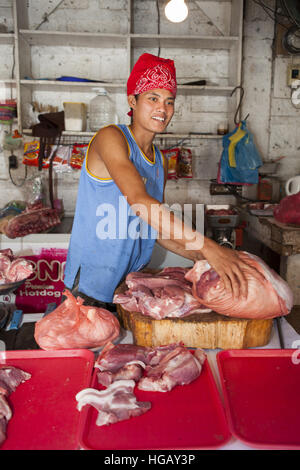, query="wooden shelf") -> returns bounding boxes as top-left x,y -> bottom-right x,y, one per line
0,79 -> 16,84
18,29 -> 239,51
131,34 -> 239,50
19,30 -> 128,48
0,33 -> 15,45
19,80 -> 234,96
177,85 -> 235,96
20,79 -> 126,91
